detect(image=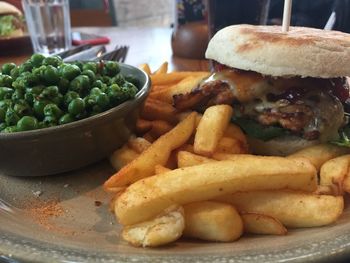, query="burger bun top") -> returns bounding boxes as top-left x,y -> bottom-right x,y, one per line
0,1 -> 22,15
205,24 -> 350,78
